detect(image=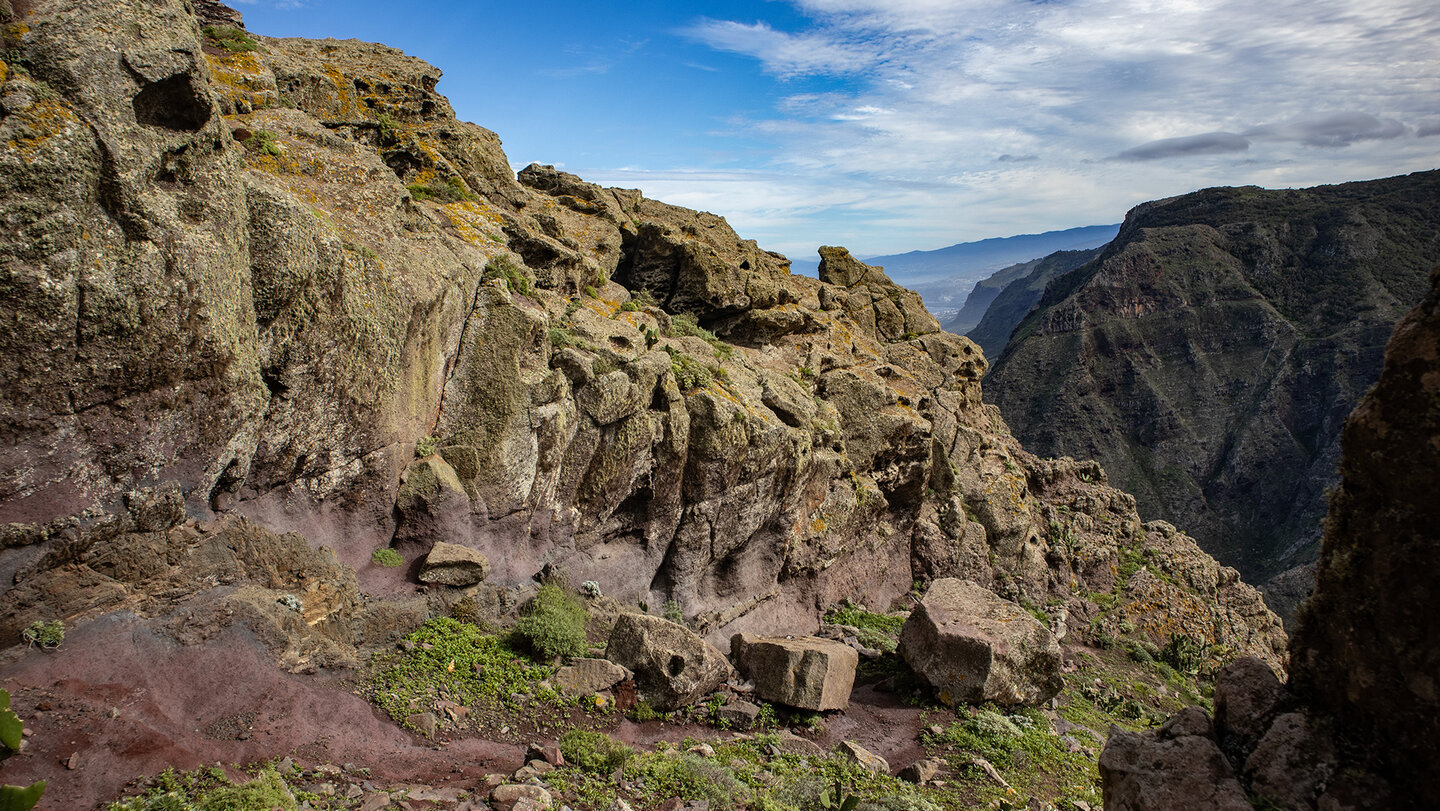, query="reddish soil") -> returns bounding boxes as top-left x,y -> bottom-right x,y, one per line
0,613 -> 523,810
